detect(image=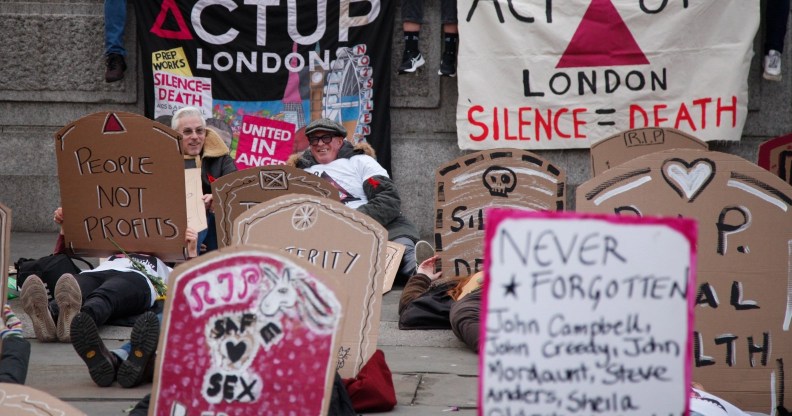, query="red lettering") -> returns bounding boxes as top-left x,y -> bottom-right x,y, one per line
468,105 -> 488,141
